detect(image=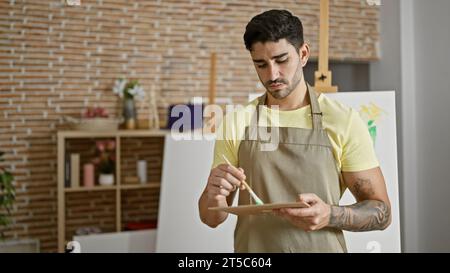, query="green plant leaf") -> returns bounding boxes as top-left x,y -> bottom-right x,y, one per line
4,172 -> 13,183
0,157 -> 15,229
